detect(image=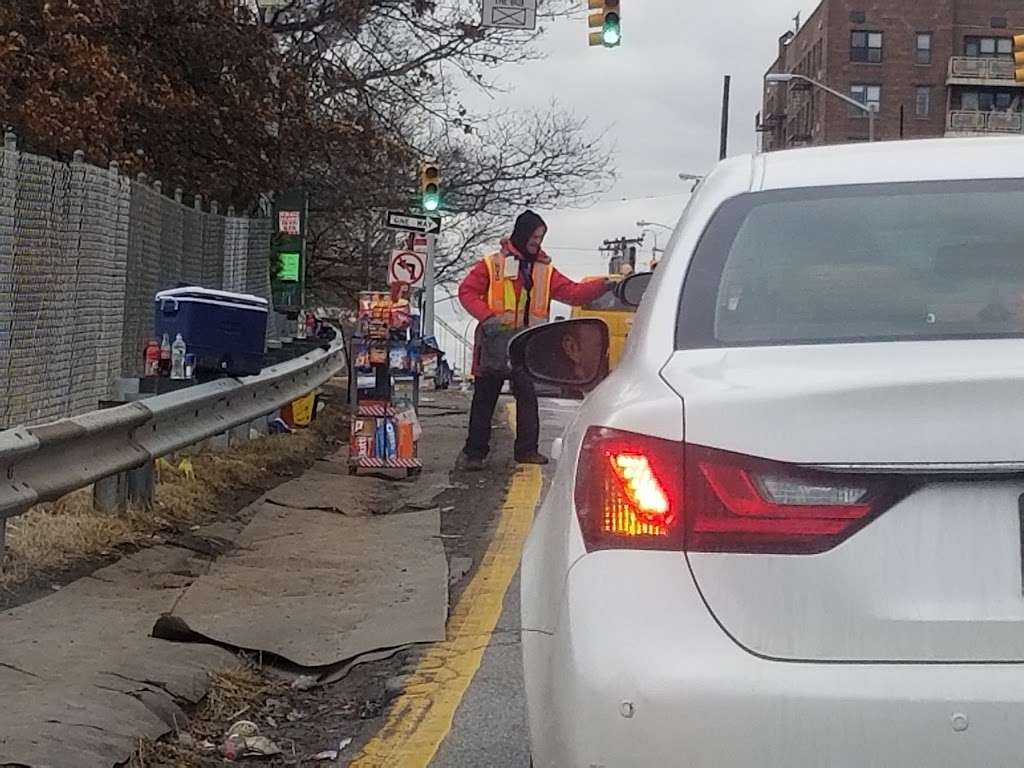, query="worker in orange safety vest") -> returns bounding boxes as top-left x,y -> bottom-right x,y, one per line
456,210 -> 613,470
